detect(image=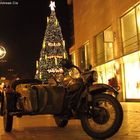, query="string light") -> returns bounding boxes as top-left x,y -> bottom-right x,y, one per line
35,1 -> 68,82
